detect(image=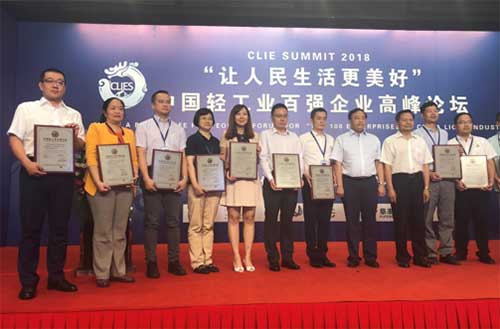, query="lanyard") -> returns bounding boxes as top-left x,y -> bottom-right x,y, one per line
310,131 -> 327,159
199,131 -> 215,154
456,136 -> 474,155
105,123 -> 125,144
422,126 -> 441,146
152,117 -> 171,146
